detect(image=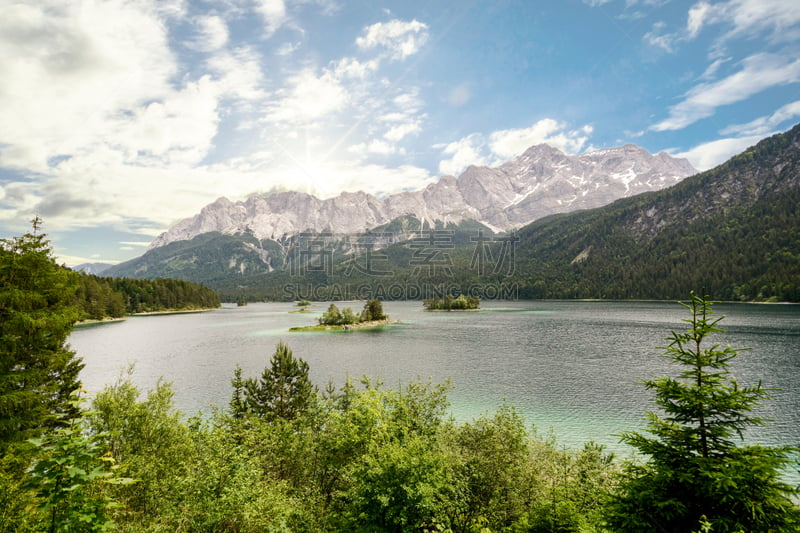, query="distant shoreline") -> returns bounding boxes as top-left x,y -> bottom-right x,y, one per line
130,308 -> 217,316
74,317 -> 127,327
423,308 -> 481,312
74,307 -> 218,327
